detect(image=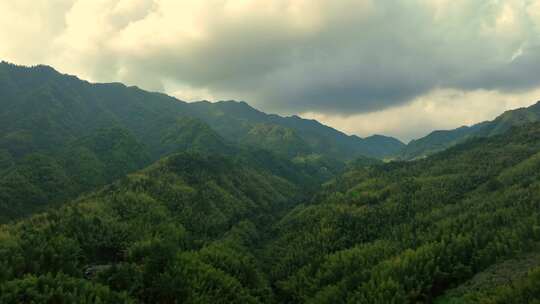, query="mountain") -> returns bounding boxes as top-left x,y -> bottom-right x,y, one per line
0,61 -> 232,221
239,123 -> 312,158
363,134 -> 406,158
264,122 -> 540,303
0,62 -> 224,160
4,60 -> 540,303
187,100 -> 405,159
0,151 -> 324,303
1,119 -> 540,302
0,61 -> 395,222
400,101 -> 540,159
0,127 -> 151,222
0,147 -> 363,302
0,62 -> 403,161
0,61 -> 400,221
